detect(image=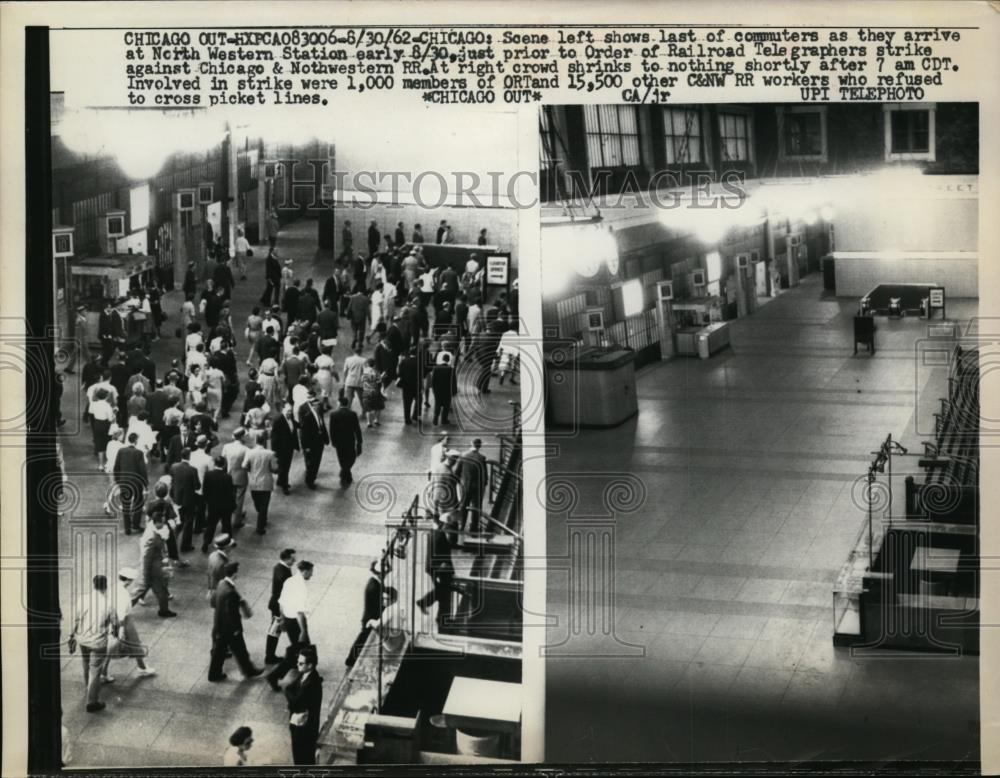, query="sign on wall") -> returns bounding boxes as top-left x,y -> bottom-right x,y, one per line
486,254 -> 509,285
